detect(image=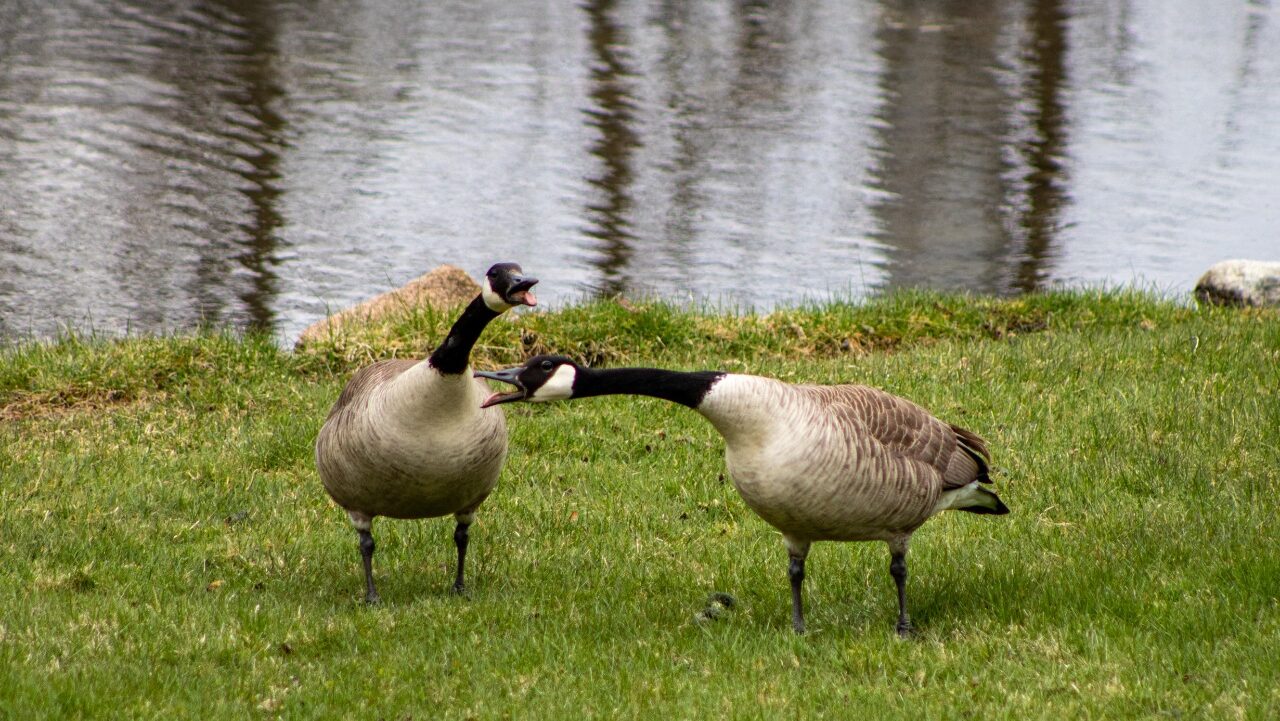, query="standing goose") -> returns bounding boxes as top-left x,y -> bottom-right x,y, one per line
315,263 -> 538,603
476,355 -> 1009,635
